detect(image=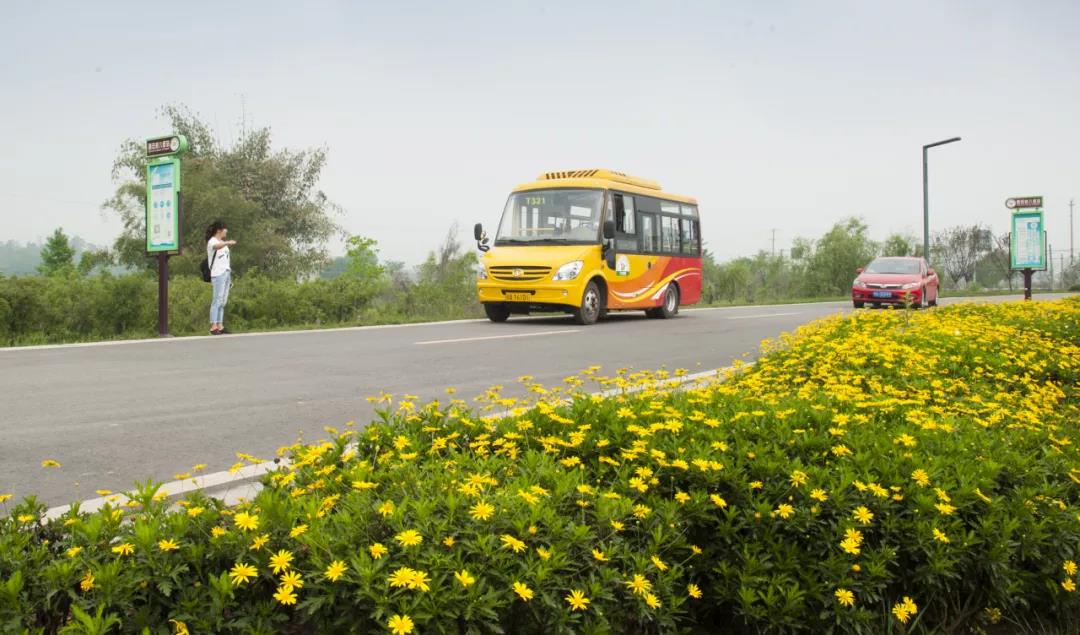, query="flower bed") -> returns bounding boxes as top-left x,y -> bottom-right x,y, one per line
2,298 -> 1079,633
